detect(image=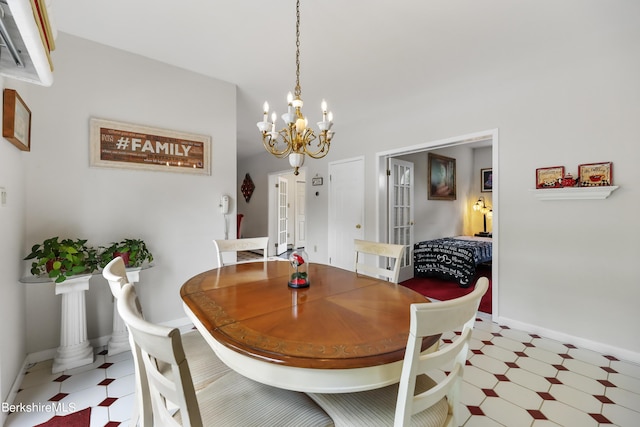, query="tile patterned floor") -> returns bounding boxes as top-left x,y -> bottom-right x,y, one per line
5,315 -> 640,426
